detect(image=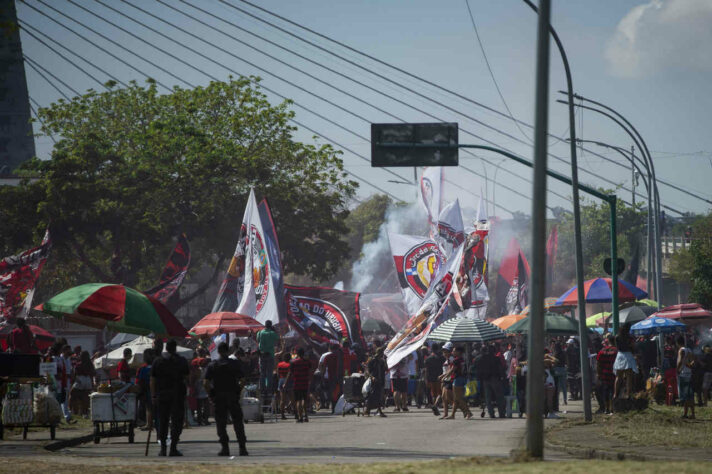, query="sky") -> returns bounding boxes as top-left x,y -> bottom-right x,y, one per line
18,0 -> 712,219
